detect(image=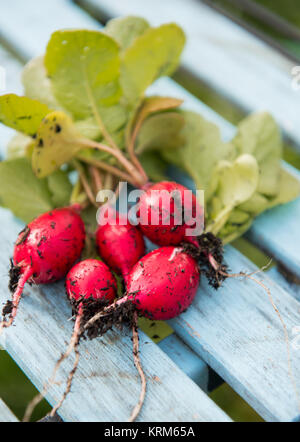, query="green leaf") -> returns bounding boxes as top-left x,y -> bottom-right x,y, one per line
238,192 -> 269,216
0,158 -> 53,222
162,111 -> 236,198
0,94 -> 51,136
219,218 -> 253,245
45,30 -> 121,120
74,117 -> 102,140
74,104 -> 128,141
105,16 -> 150,51
234,112 -> 282,196
136,111 -> 185,153
215,154 -> 259,208
22,56 -> 61,109
47,170 -> 72,207
121,23 -> 185,104
139,151 -> 168,182
267,167 -> 300,209
207,154 -> 259,235
6,133 -> 33,159
32,111 -> 86,178
130,95 -> 182,142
